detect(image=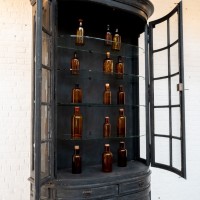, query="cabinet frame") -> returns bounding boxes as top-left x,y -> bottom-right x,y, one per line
29,0 -> 186,199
